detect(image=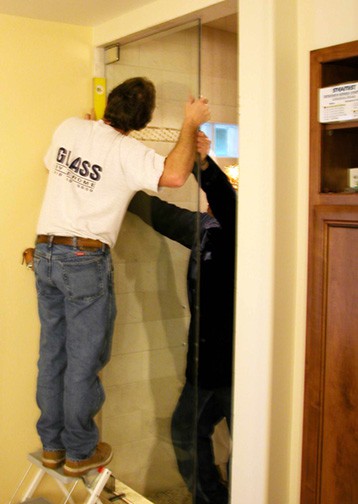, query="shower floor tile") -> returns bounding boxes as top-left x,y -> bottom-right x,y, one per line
147,486 -> 192,504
